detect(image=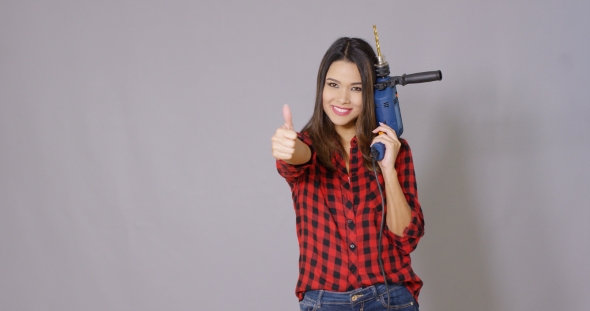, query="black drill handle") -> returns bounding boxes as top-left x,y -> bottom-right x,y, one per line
400,70 -> 442,86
